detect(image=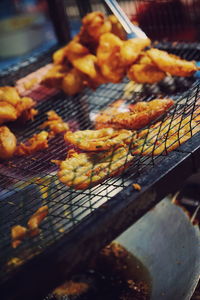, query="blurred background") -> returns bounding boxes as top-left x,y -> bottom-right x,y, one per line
0,0 -> 200,70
